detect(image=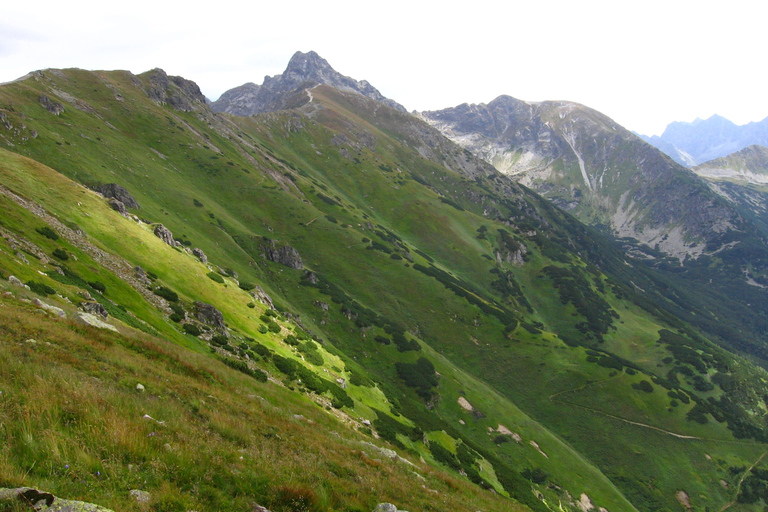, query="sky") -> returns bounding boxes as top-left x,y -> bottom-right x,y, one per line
1,0 -> 765,136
